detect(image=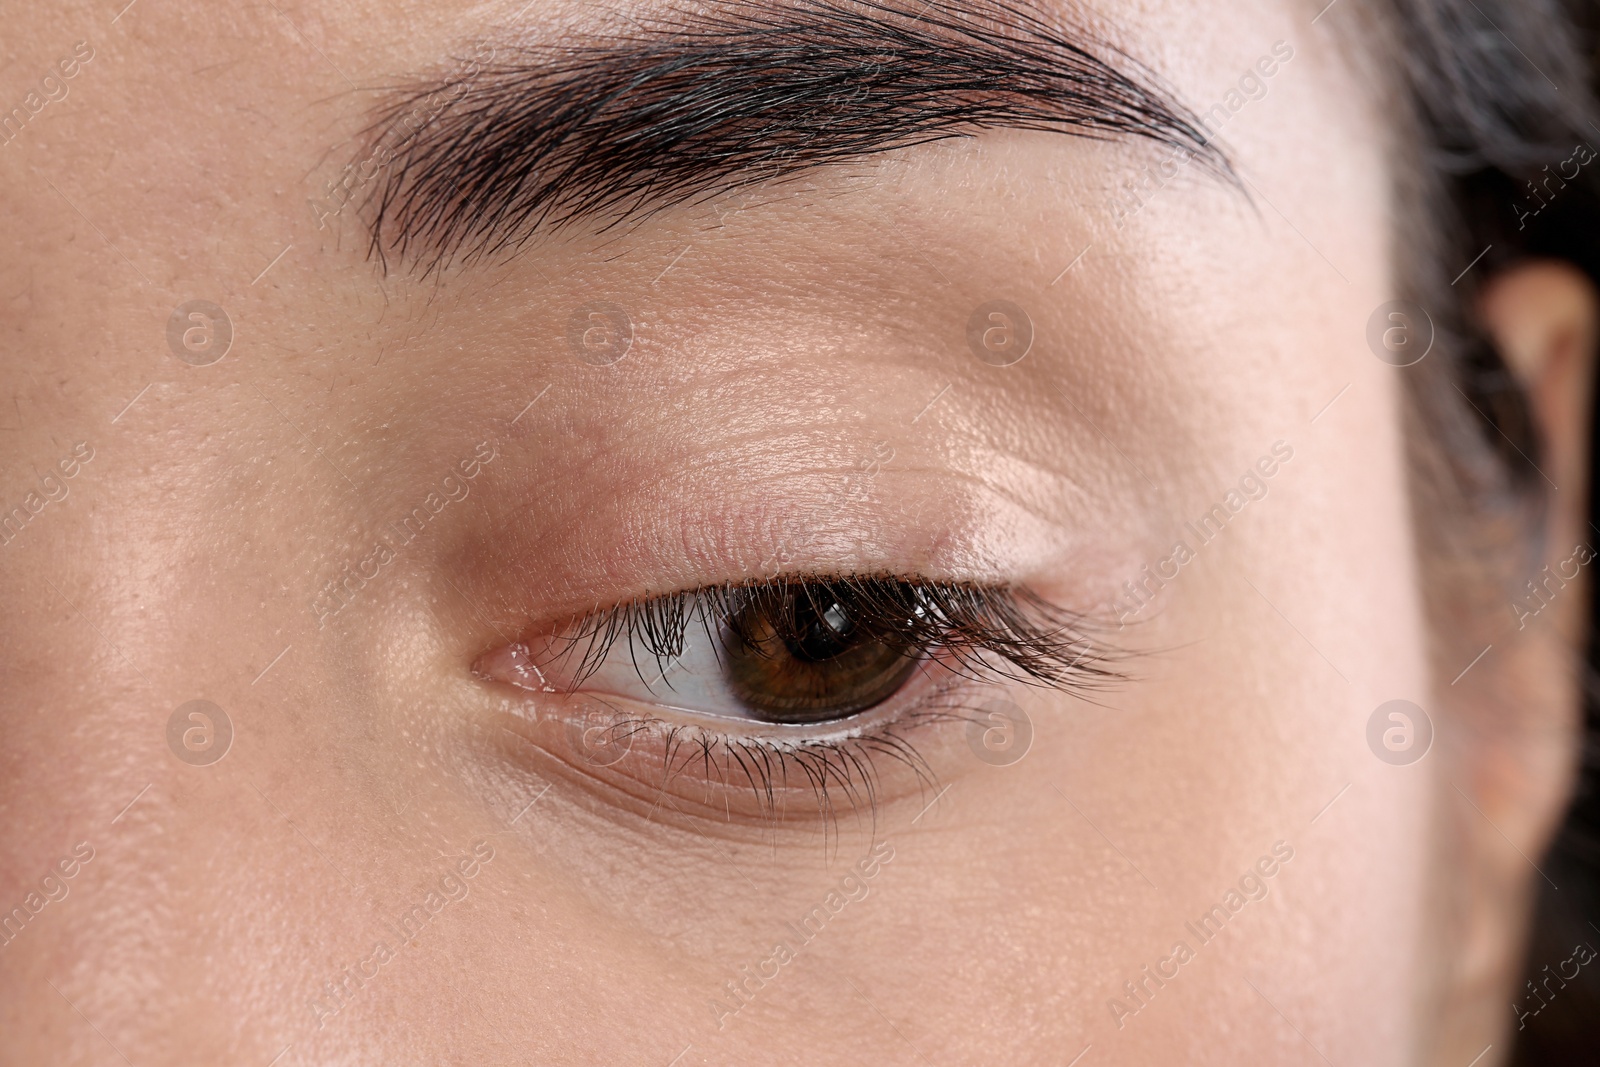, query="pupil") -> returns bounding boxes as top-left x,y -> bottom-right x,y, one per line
788,598 -> 854,661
